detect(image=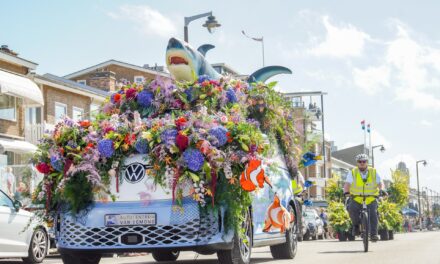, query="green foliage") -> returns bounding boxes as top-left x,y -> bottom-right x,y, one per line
387,169 -> 409,208
326,175 -> 344,202
378,199 -> 403,231
328,201 -> 352,232
62,172 -> 94,214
